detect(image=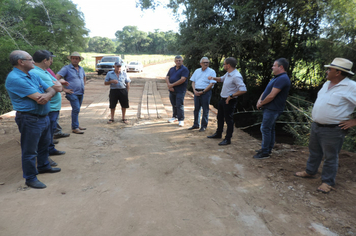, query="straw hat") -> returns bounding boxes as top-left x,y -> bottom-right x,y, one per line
324,58 -> 354,75
67,52 -> 84,61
